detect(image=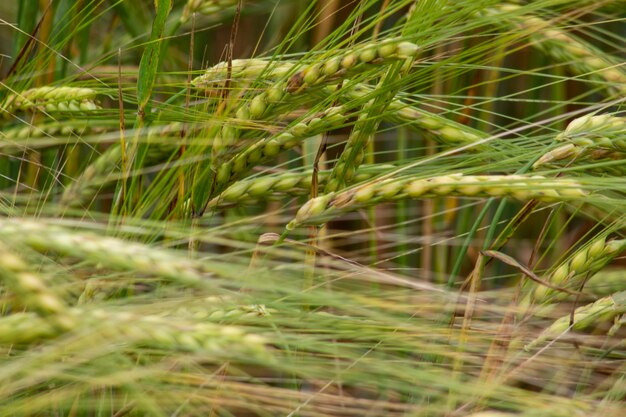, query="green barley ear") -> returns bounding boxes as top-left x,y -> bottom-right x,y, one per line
533,114 -> 626,169
525,291 -> 626,351
489,4 -> 626,96
342,85 -> 488,149
181,0 -> 238,23
91,310 -> 269,359
192,39 -> 420,94
288,174 -> 588,228
533,236 -> 626,303
0,244 -> 75,331
0,219 -> 214,288
585,269 -> 626,297
207,164 -> 393,207
61,124 -> 179,208
213,105 -> 351,193
1,86 -> 100,116
0,312 -> 62,344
